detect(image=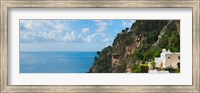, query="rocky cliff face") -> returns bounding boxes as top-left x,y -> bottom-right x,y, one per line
89,20 -> 180,73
